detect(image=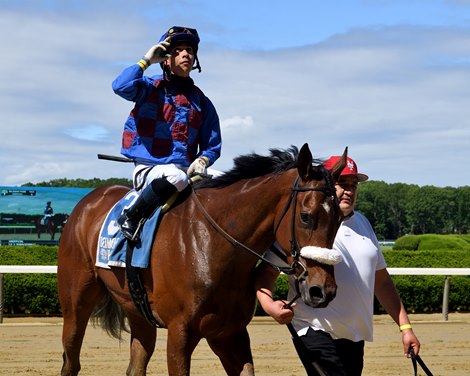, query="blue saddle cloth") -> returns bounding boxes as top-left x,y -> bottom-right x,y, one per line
96,190 -> 163,269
